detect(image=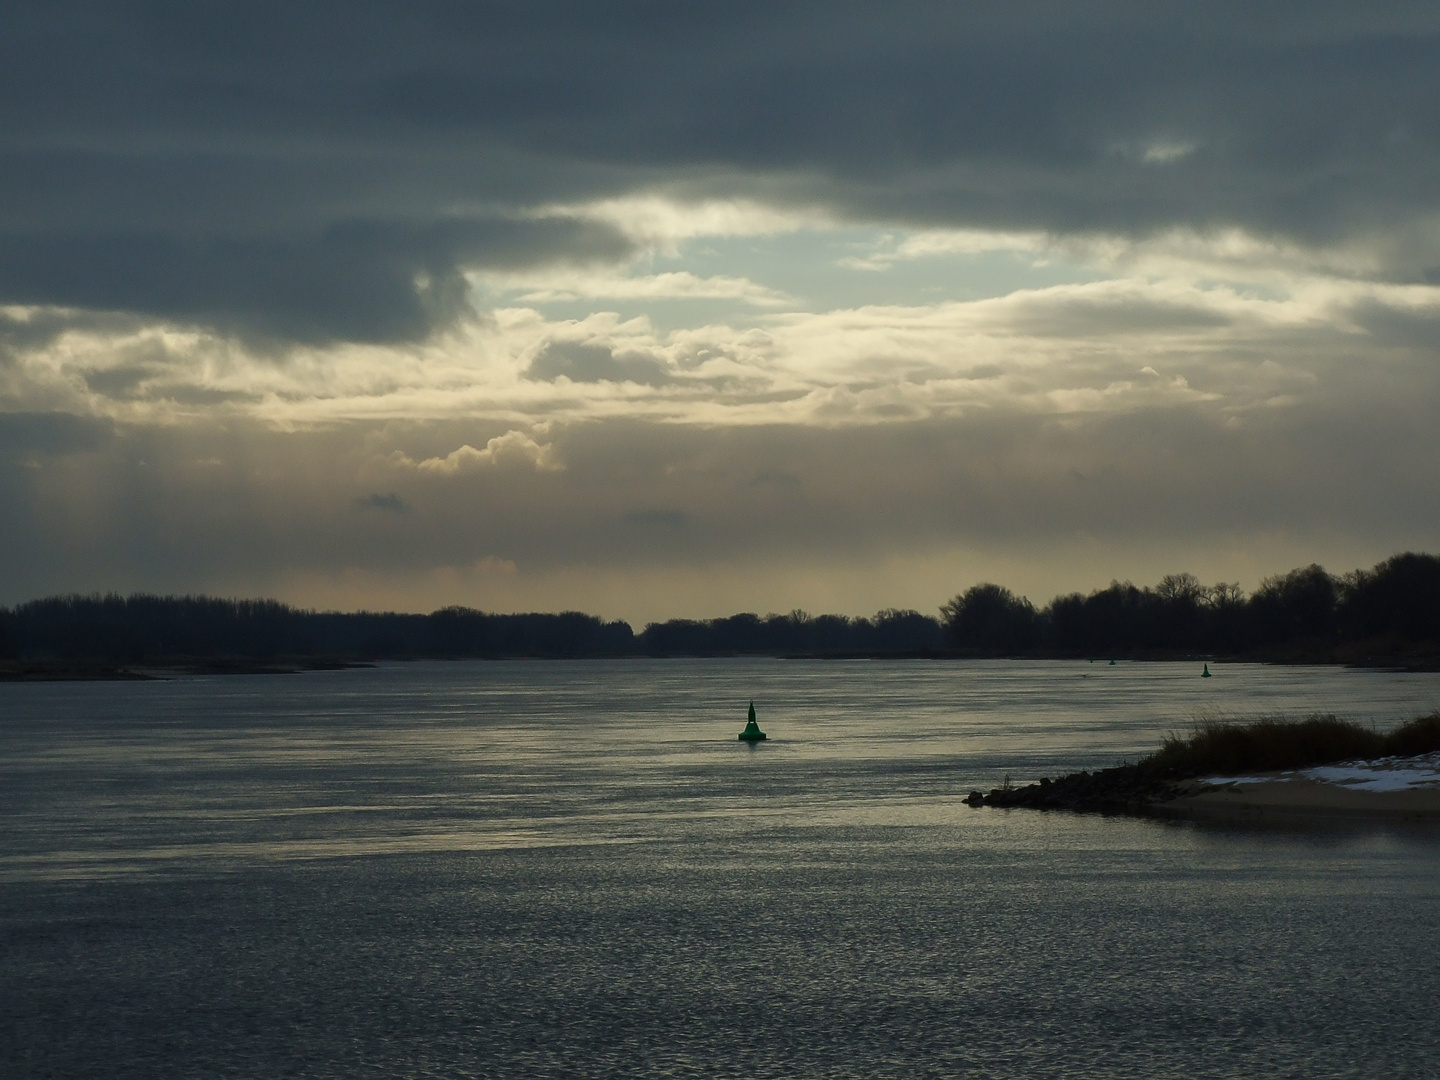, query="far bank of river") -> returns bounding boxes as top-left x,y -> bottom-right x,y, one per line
7,639 -> 1440,681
